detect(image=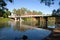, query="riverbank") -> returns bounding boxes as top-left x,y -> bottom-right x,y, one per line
0,17 -> 10,23
0,17 -> 10,27
45,28 -> 60,40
